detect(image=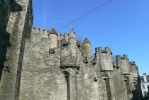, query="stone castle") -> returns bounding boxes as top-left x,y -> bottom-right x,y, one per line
0,0 -> 142,100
